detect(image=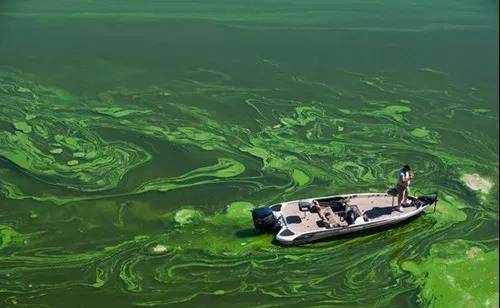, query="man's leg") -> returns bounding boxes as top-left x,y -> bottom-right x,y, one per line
402,187 -> 408,205
395,185 -> 404,211
397,191 -> 403,207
